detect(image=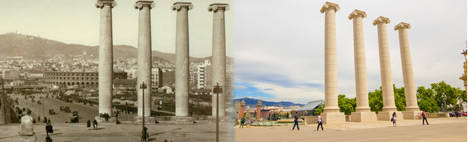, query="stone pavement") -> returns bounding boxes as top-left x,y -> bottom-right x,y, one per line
0,121 -> 234,142
235,118 -> 467,142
